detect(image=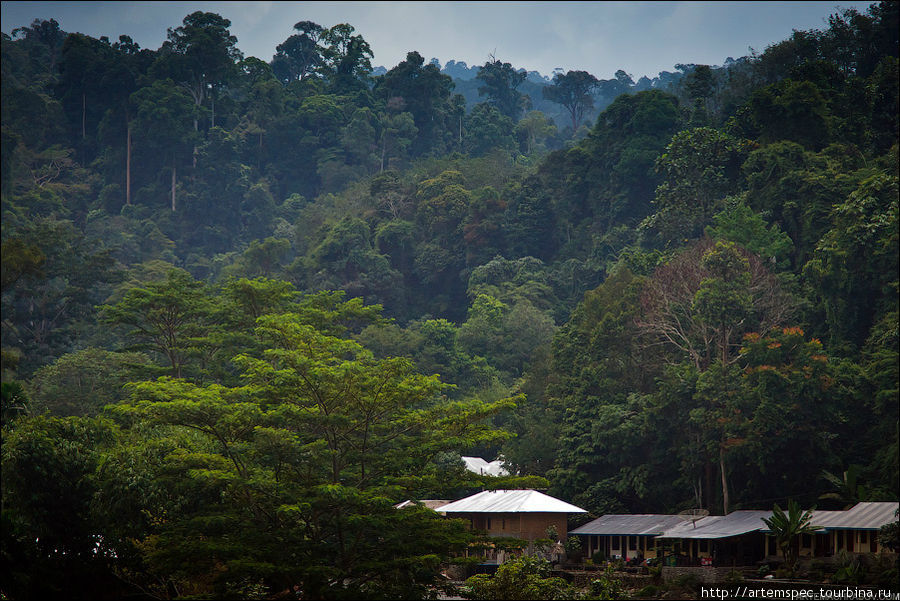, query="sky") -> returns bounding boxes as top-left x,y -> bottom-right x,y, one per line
1,1 -> 877,79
